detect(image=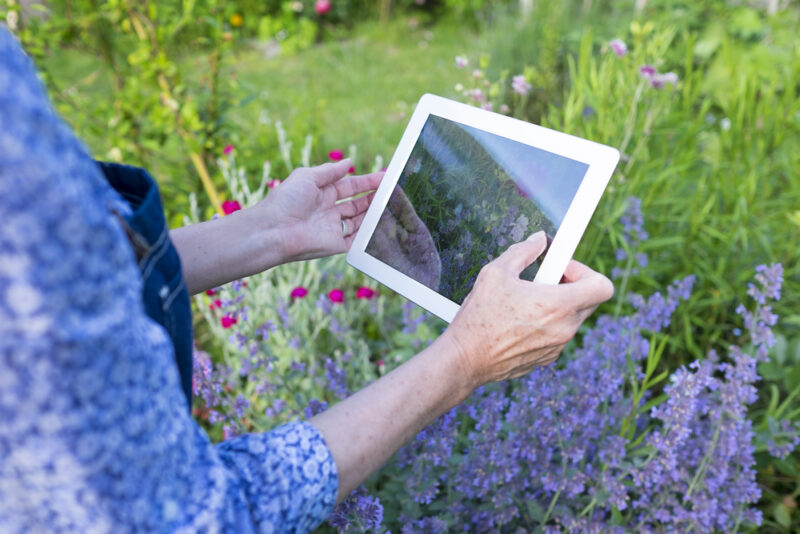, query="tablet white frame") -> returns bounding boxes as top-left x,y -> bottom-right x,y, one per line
347,94 -> 619,323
